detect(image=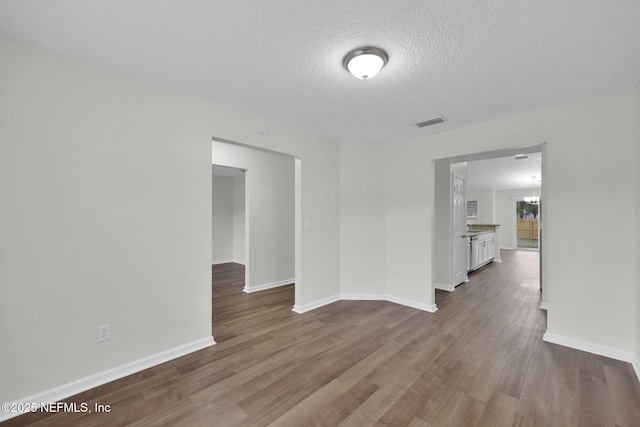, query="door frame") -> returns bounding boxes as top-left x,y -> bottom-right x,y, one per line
211,137 -> 301,309
433,143 -> 546,308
